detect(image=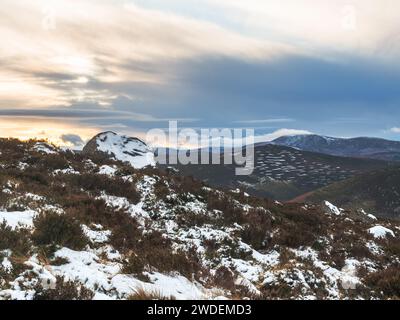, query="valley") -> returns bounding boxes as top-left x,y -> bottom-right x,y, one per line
164,144 -> 392,202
